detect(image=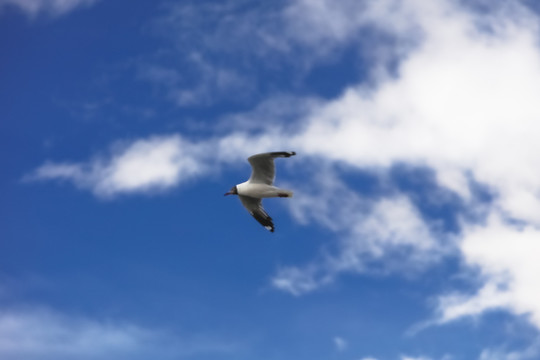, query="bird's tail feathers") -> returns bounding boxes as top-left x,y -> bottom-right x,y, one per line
278,190 -> 293,198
